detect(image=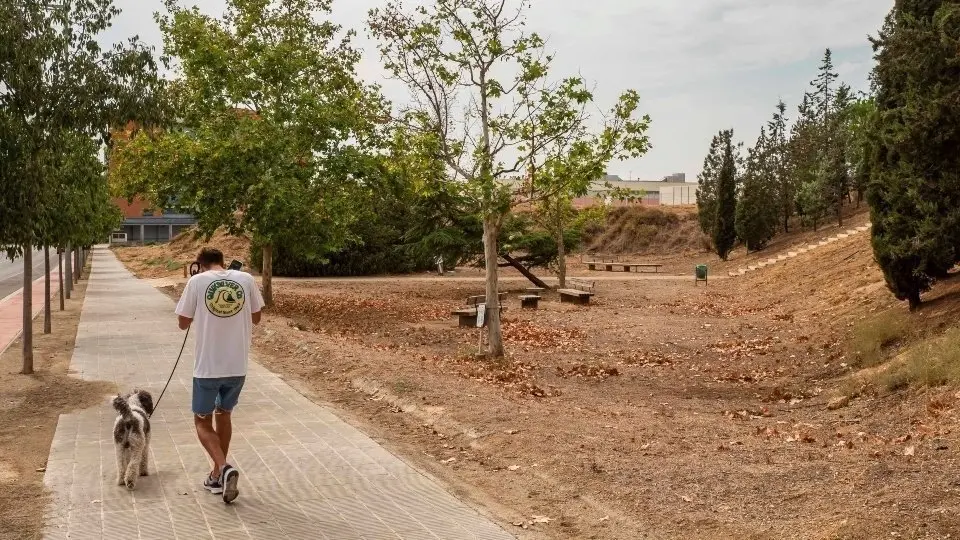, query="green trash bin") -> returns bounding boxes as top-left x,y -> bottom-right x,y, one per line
695,264 -> 708,285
